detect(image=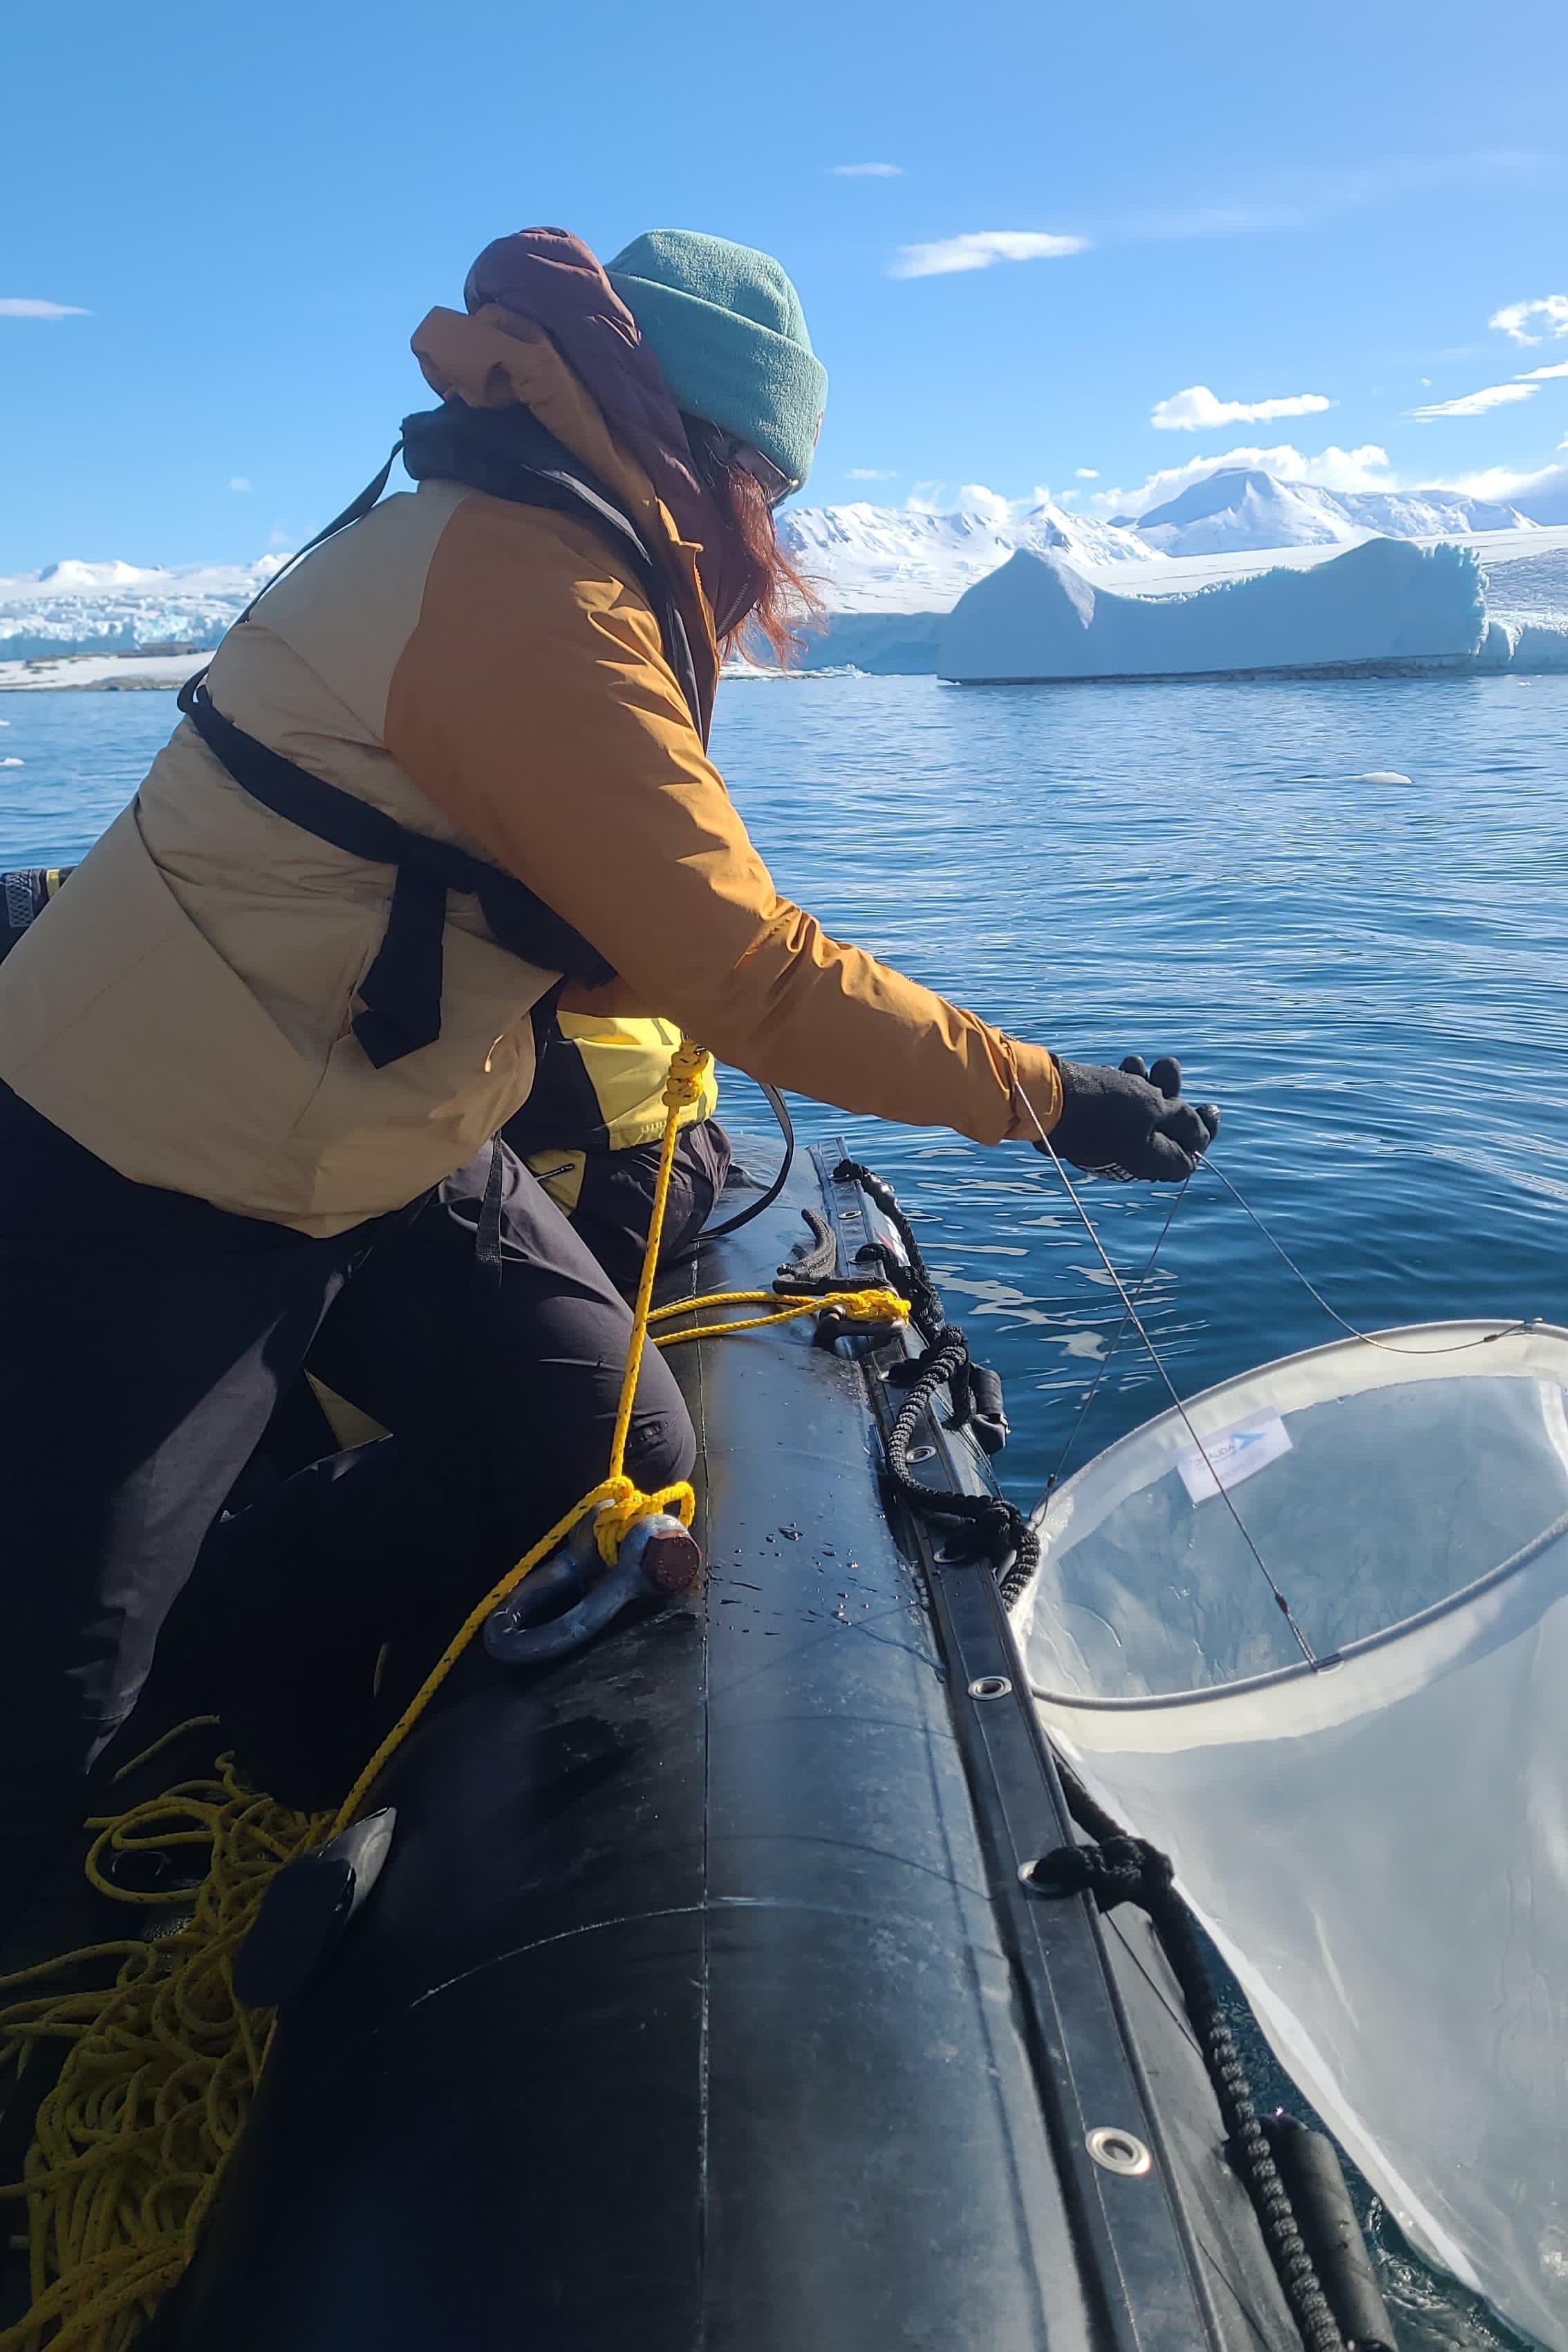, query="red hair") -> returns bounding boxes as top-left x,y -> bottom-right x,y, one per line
685,418 -> 823,666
